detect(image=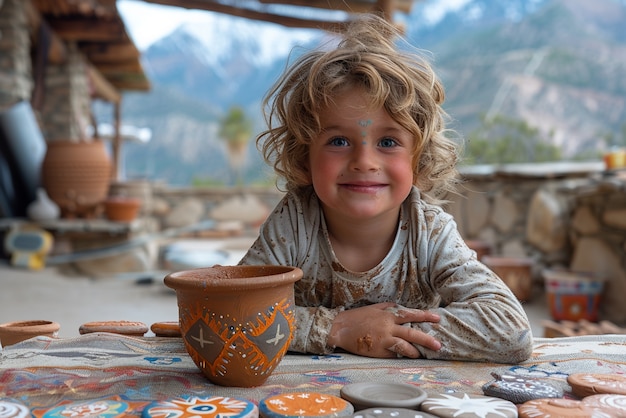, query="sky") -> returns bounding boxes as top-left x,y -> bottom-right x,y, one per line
117,0 -> 472,51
